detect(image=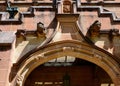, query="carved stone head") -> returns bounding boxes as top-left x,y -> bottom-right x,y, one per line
89,20 -> 101,37
37,22 -> 45,33
63,0 -> 72,13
